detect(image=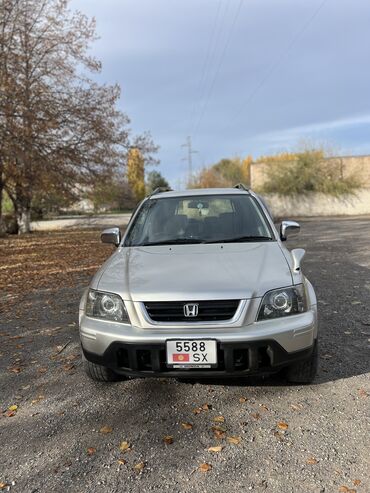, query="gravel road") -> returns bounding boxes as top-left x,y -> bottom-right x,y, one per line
0,217 -> 369,493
